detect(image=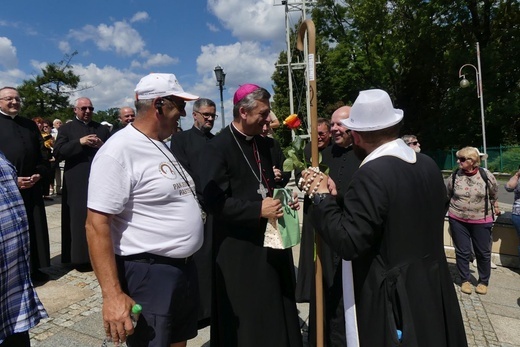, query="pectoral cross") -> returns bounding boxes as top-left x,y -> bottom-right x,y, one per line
257,183 -> 268,199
